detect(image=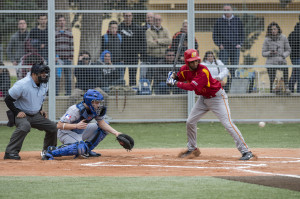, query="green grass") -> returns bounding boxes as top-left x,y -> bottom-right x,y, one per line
0,176 -> 299,199
1,123 -> 300,199
1,122 -> 299,152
